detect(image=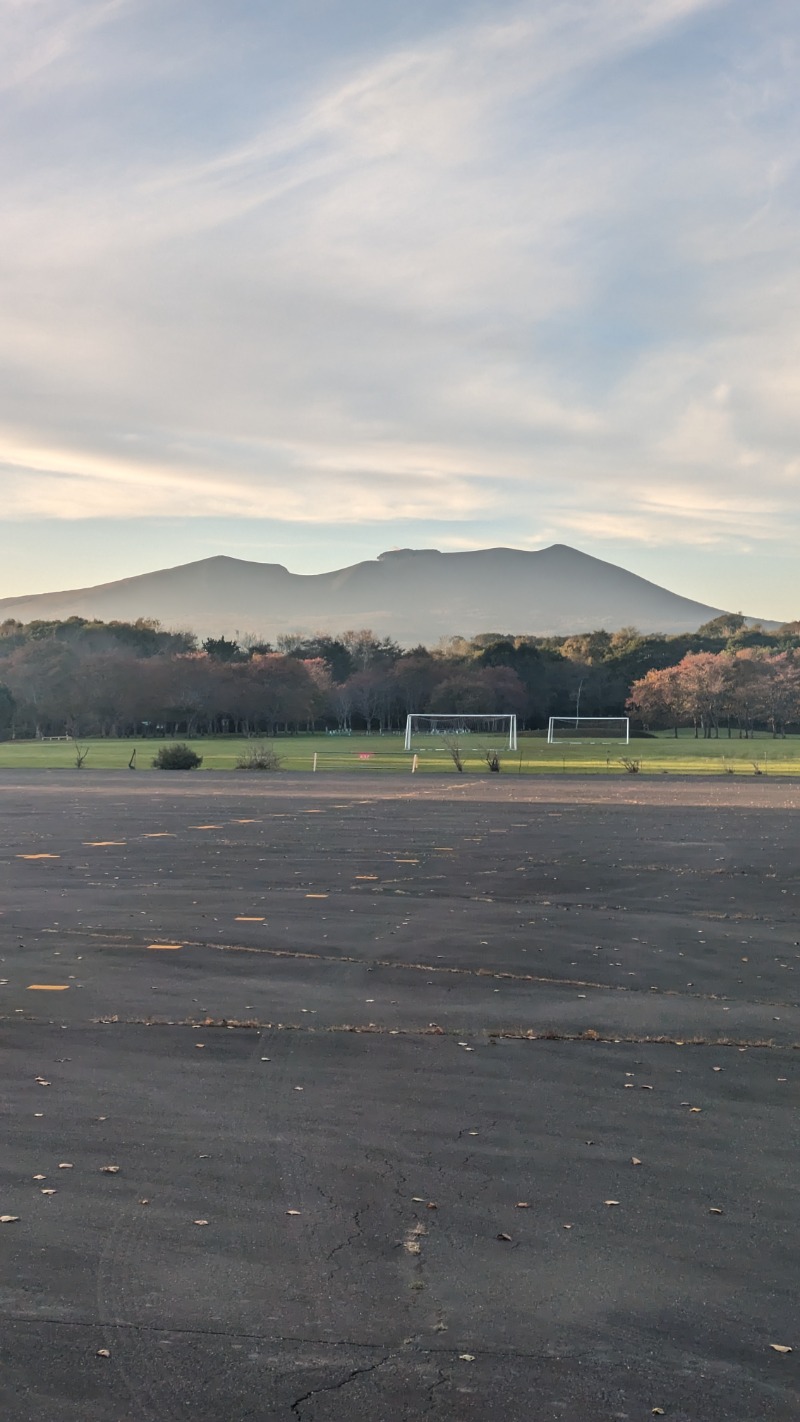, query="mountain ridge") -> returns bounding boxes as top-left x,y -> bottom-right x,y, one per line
0,545 -> 776,642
